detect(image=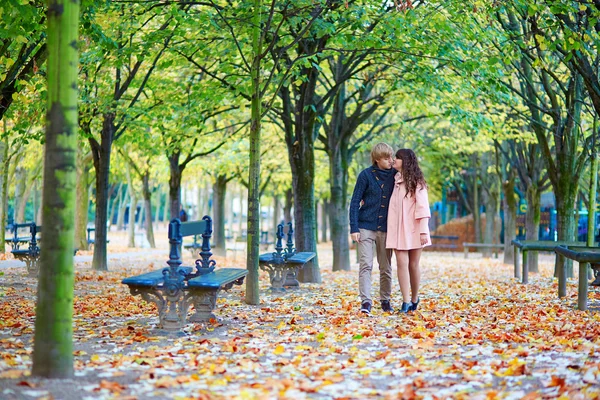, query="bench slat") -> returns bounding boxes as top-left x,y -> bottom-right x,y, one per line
187,268 -> 248,289
122,266 -> 194,286
180,221 -> 208,237
463,242 -> 504,248
285,252 -> 316,264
